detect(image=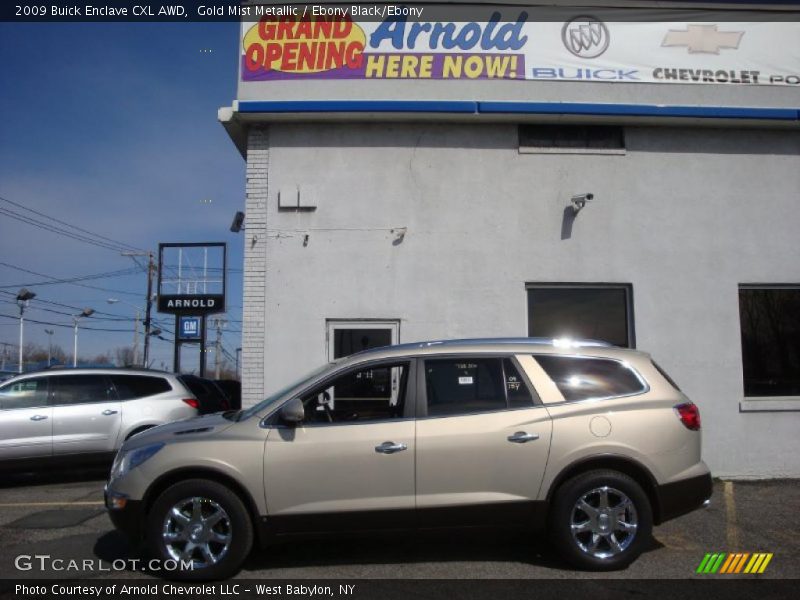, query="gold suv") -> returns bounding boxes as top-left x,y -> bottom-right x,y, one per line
105,338 -> 711,580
